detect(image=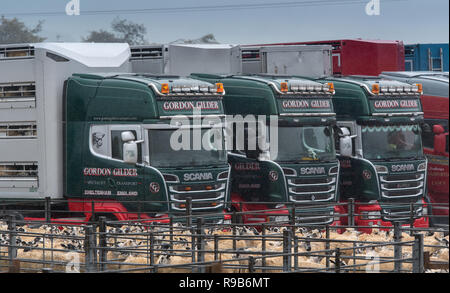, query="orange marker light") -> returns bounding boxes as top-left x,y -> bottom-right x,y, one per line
372,84 -> 380,94
161,83 -> 170,94
185,186 -> 192,191
180,204 -> 186,208
280,82 -> 289,92
416,83 -> 423,94
327,82 -> 335,93
216,83 -> 224,93
205,185 -> 213,190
